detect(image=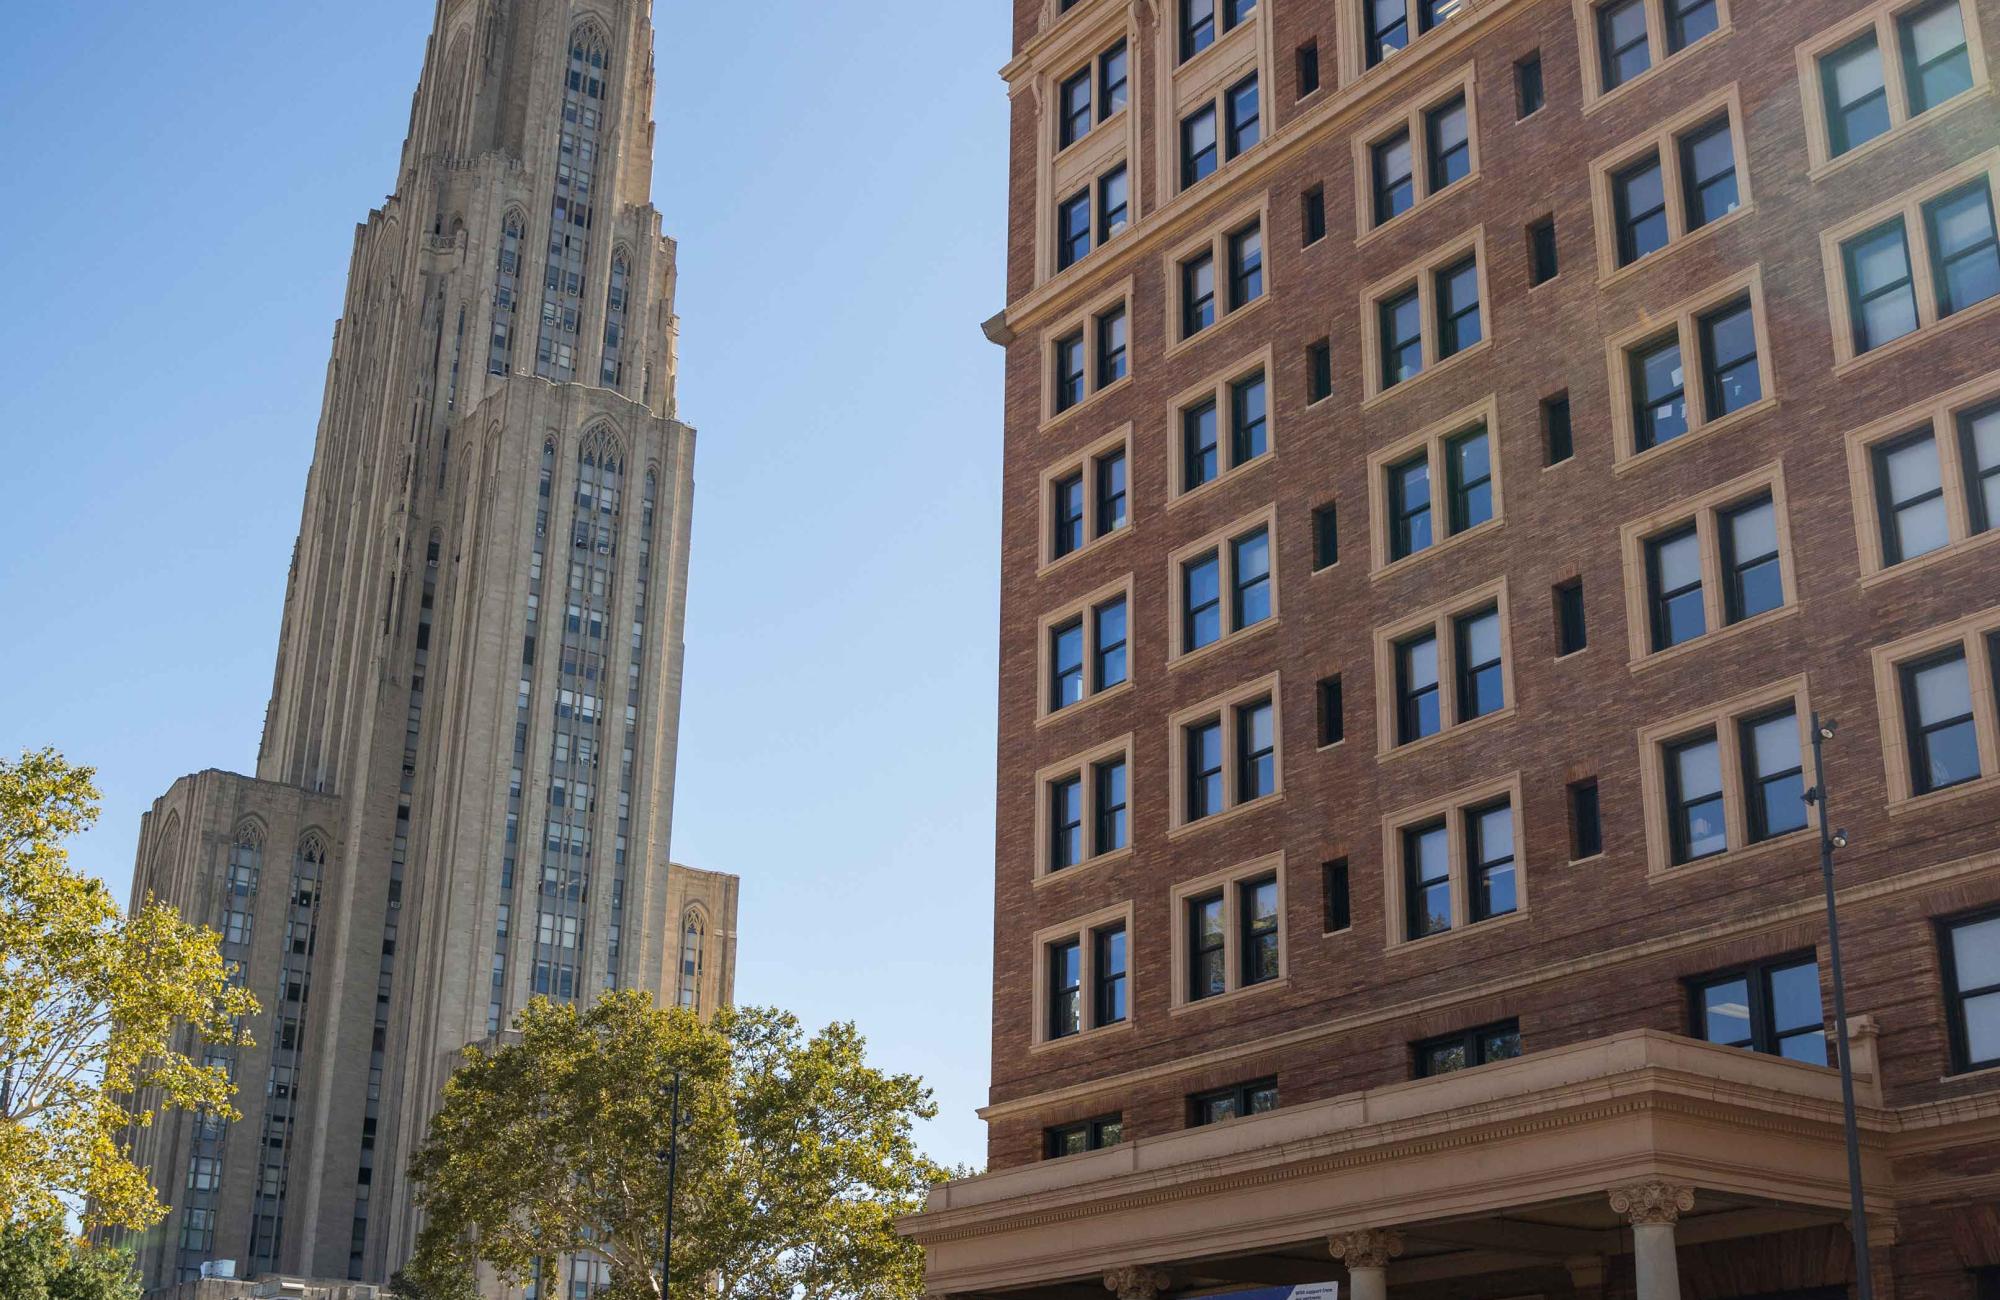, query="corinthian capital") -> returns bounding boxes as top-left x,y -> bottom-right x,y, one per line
1328,1228 -> 1405,1268
1104,1265 -> 1172,1300
1608,1181 -> 1696,1226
